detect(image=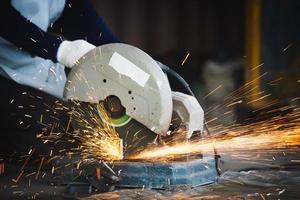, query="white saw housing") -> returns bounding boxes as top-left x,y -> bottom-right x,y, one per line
64,43 -> 173,135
